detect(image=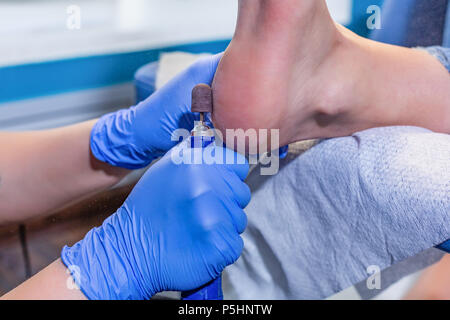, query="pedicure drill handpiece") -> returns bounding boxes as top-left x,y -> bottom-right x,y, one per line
189,84 -> 215,149
181,84 -> 223,301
